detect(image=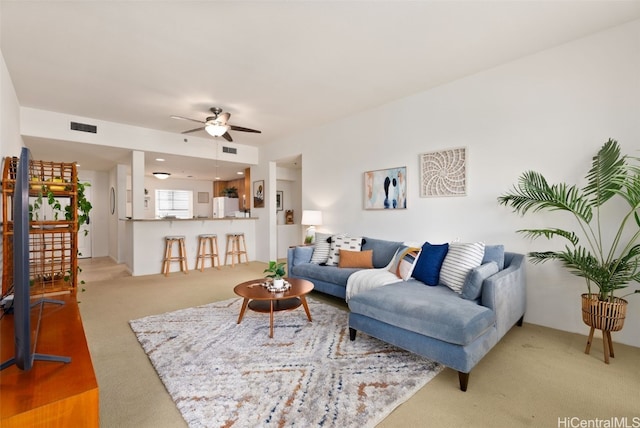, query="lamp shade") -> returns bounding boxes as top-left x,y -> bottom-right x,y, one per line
301,210 -> 322,226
